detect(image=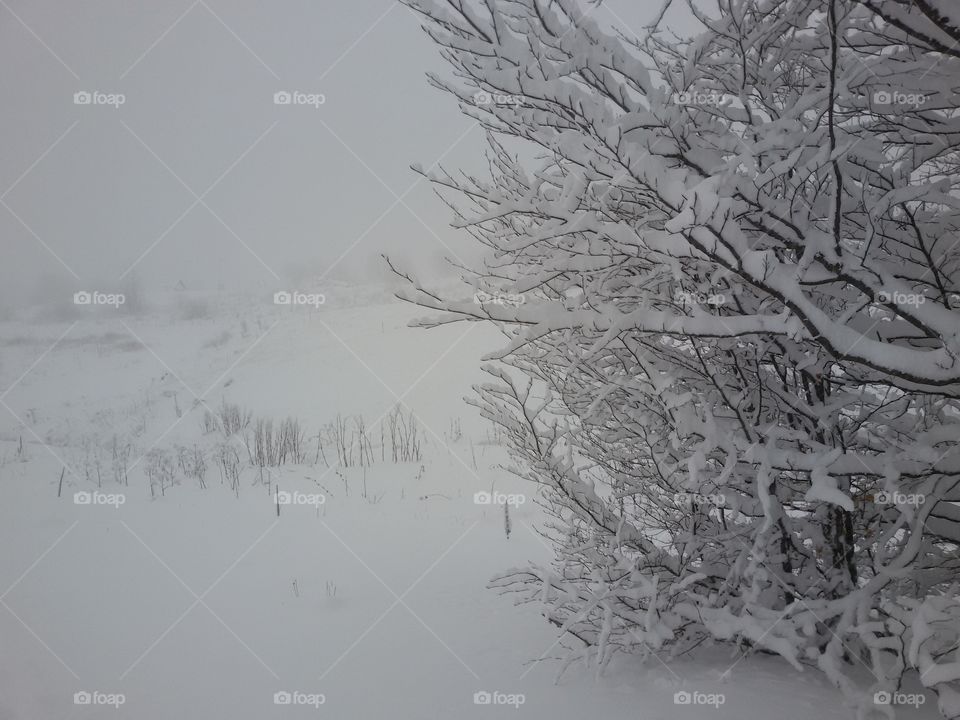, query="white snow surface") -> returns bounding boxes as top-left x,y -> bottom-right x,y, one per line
0,289 -> 939,718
